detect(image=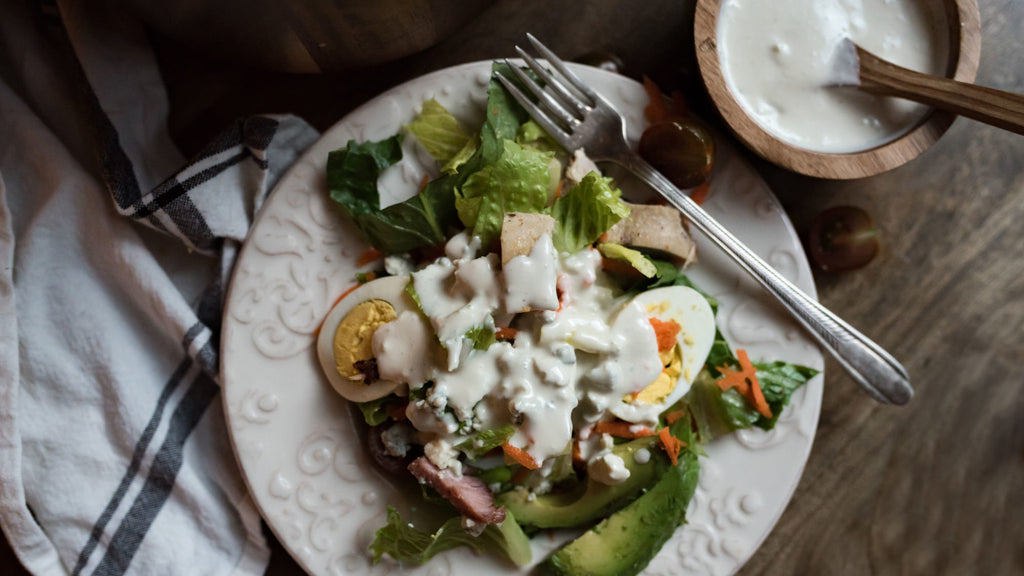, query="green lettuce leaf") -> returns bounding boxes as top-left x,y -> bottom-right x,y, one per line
326,136 -> 404,213
685,369 -> 759,442
516,119 -> 566,154
356,396 -> 393,426
597,243 -> 658,278
404,99 -> 471,166
326,137 -> 460,254
456,139 -> 553,246
465,324 -> 498,351
456,425 -> 515,458
686,359 -> 819,441
441,134 -> 479,175
370,507 -> 531,567
549,172 -> 630,253
751,361 -> 820,429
